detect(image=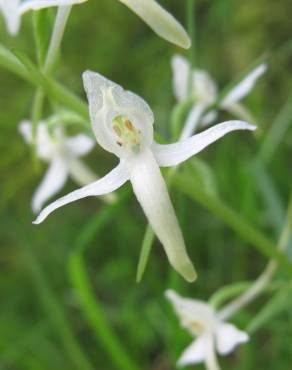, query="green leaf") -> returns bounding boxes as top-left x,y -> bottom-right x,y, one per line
184,157 -> 218,197
258,93 -> 292,163
247,286 -> 292,334
0,44 -> 30,82
173,172 -> 292,276
8,47 -> 88,120
68,189 -> 139,370
33,10 -> 54,66
136,225 -> 155,283
209,280 -> 284,309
